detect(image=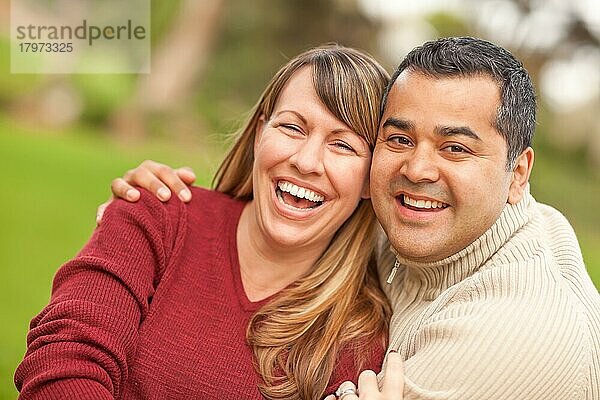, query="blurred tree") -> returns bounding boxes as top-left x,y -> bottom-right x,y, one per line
472,0 -> 600,170
193,0 -> 382,137
111,0 -> 225,142
108,0 -> 382,144
2,0 -> 382,142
